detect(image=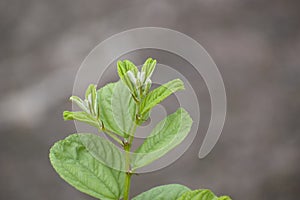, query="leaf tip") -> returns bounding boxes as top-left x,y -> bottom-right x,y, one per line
63,111 -> 73,121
